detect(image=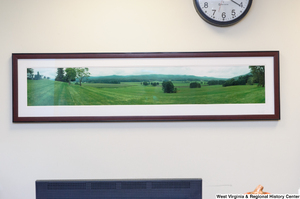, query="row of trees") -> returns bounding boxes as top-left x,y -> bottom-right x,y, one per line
207,80 -> 226,86
222,74 -> 252,87
27,68 -> 50,80
222,66 -> 265,87
55,68 -> 90,86
142,81 -> 160,86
